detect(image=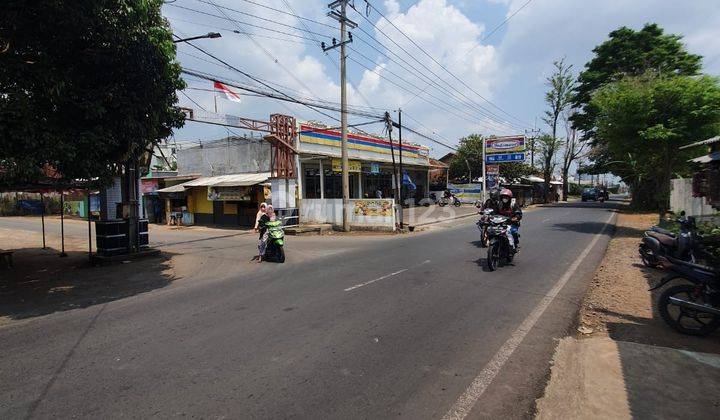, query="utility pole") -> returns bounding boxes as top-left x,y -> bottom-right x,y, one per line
385,112 -> 401,227
481,137 -> 487,202
398,108 -> 403,229
323,1 -> 356,232
525,126 -> 540,169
